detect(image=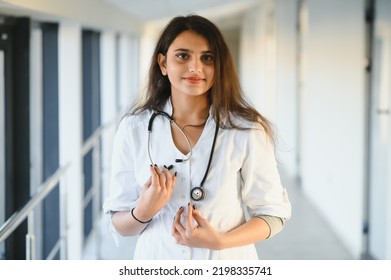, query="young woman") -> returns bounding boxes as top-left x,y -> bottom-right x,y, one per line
103,15 -> 291,260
